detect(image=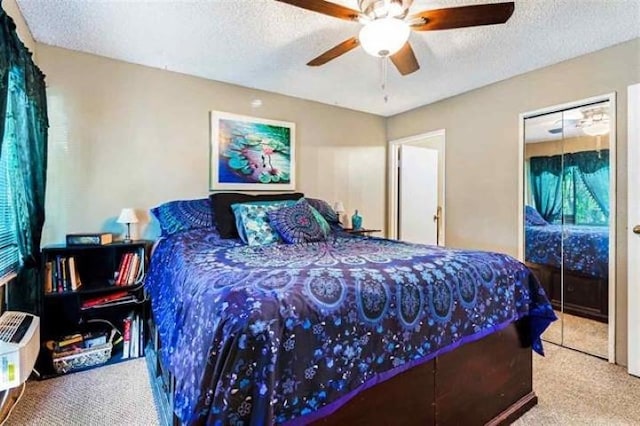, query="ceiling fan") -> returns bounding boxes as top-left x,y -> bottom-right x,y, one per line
276,0 -> 515,76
